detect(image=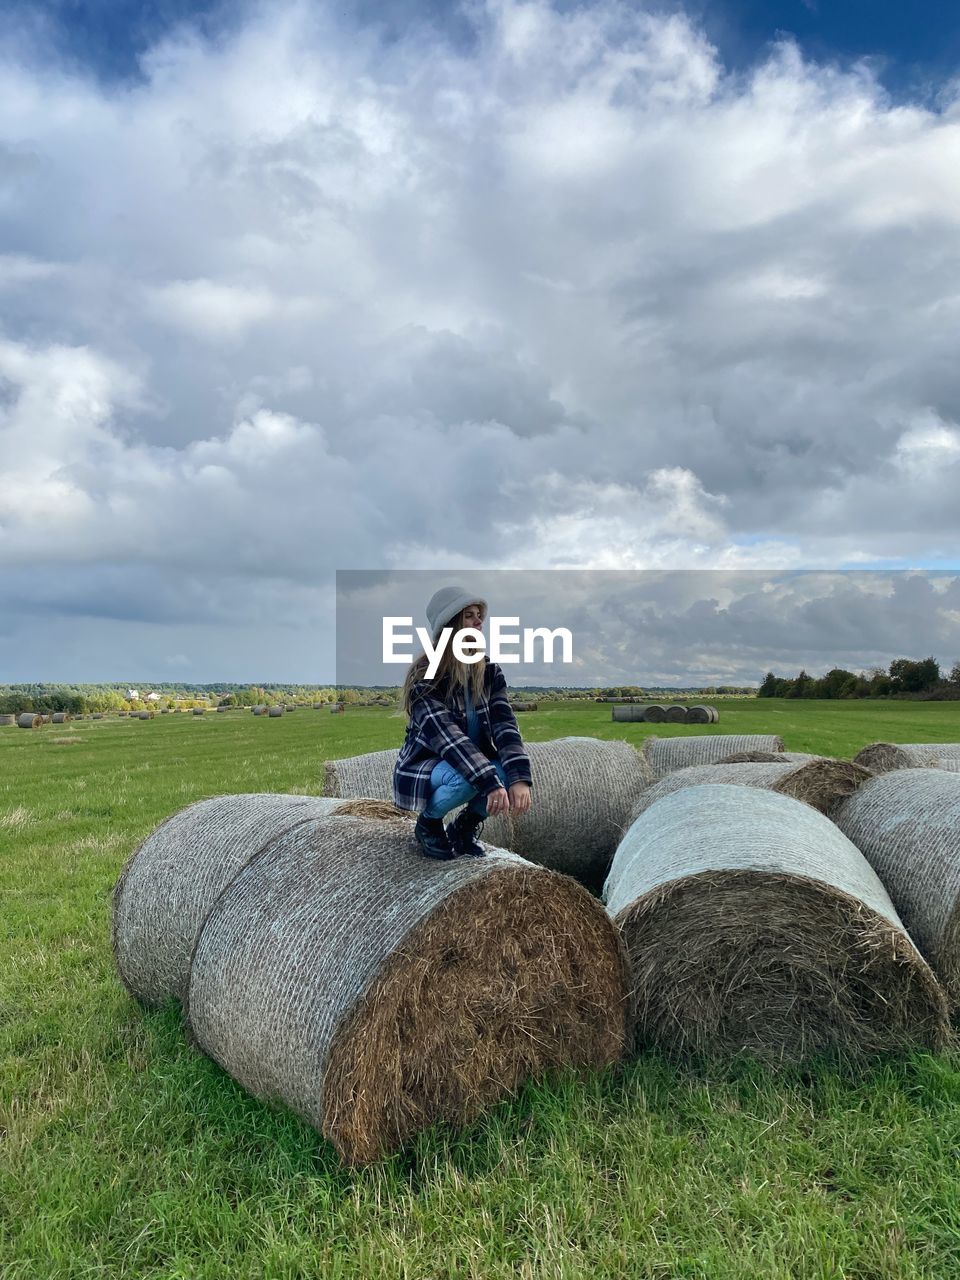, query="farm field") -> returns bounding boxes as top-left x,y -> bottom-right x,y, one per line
3,699 -> 960,1279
